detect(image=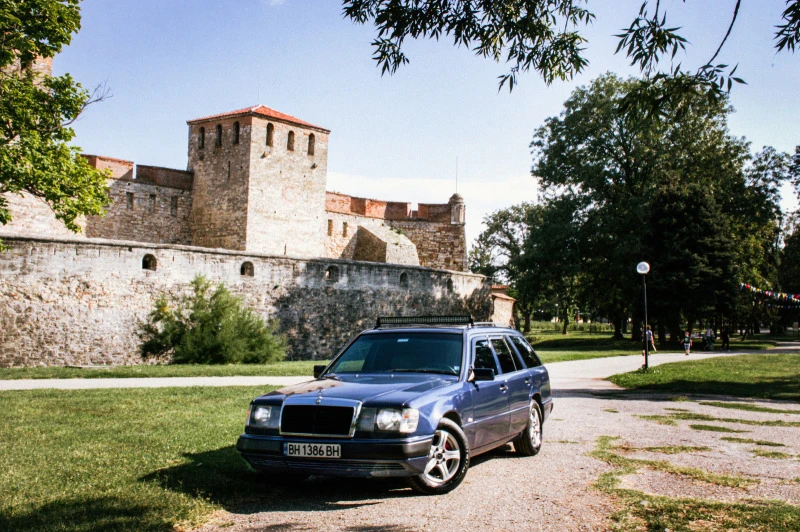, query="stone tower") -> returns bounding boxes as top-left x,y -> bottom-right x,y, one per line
186,105 -> 330,257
